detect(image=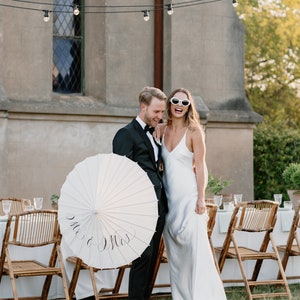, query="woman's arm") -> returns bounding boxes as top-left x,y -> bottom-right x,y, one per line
191,126 -> 207,214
